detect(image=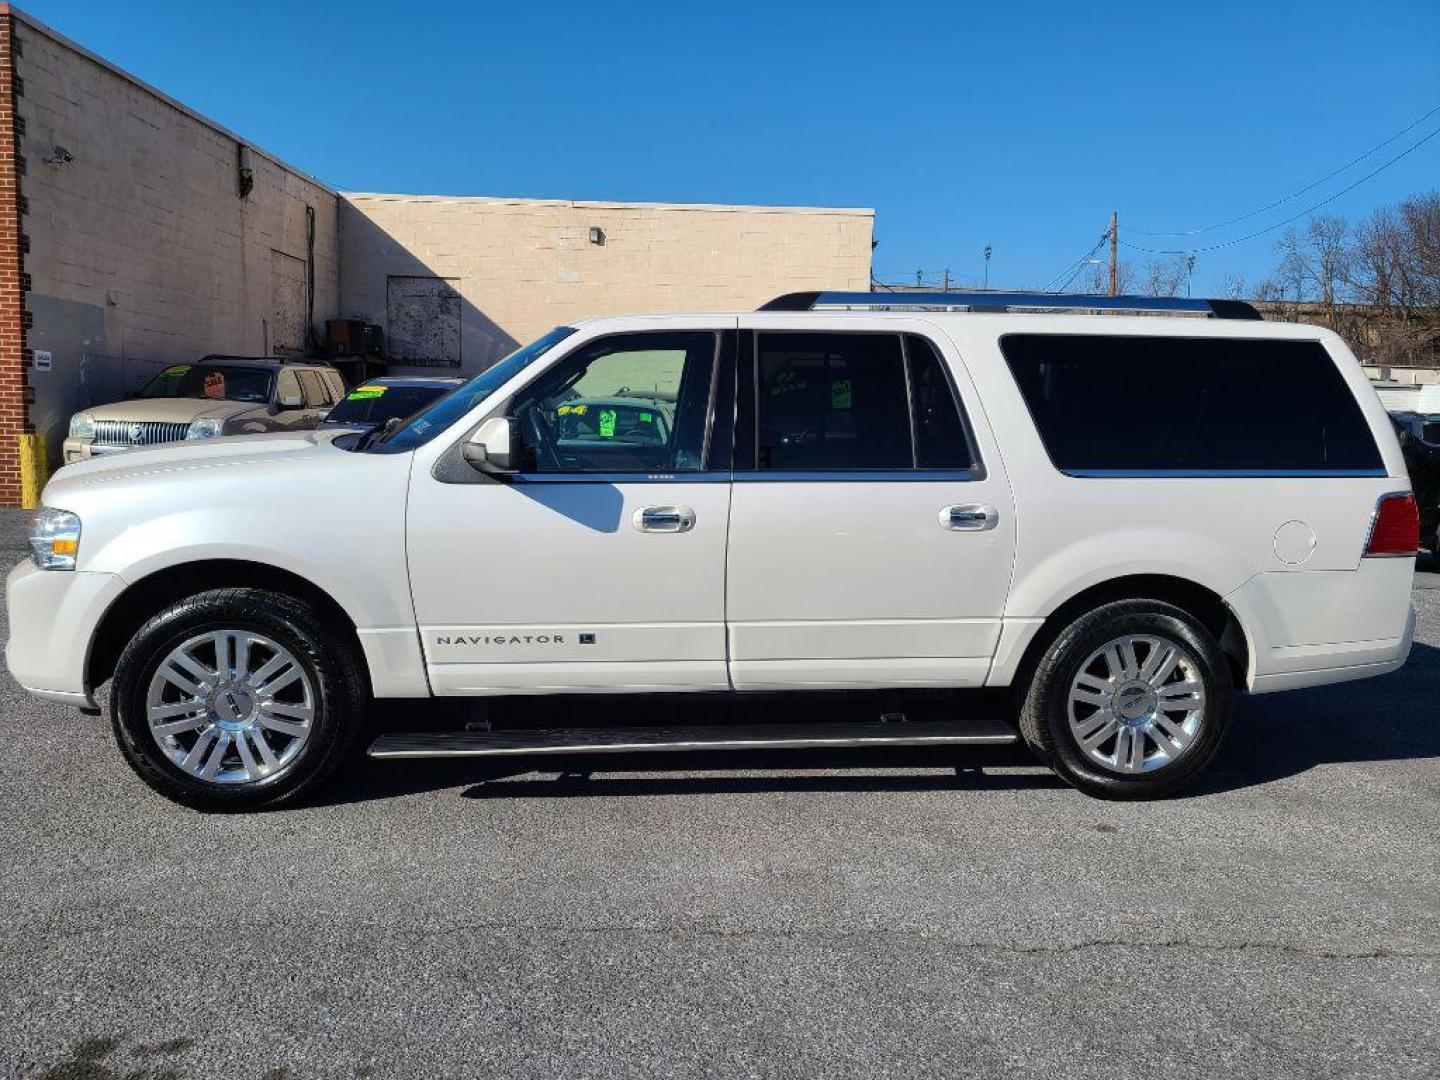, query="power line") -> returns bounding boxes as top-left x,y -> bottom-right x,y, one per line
1119,121 -> 1440,255
1044,232 -> 1109,292
1128,105 -> 1440,237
